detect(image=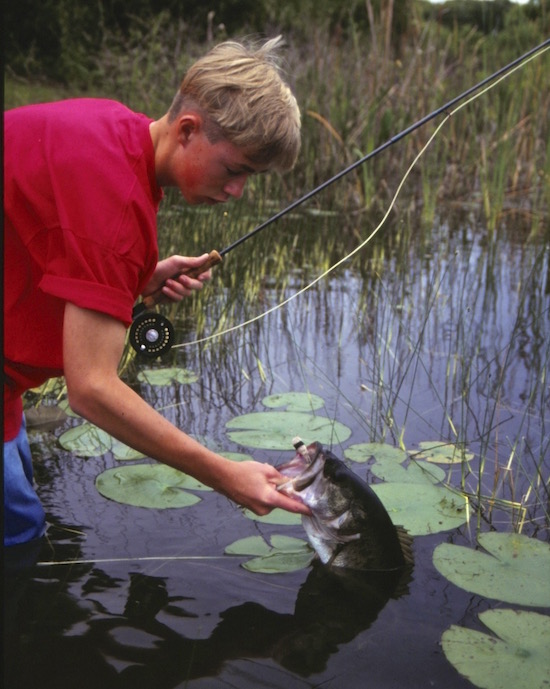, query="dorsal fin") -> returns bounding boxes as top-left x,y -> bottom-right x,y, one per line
396,526 -> 414,567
